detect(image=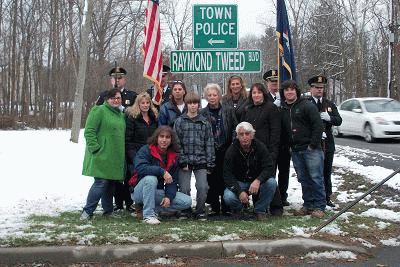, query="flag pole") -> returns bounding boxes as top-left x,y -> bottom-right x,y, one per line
312,167 -> 400,234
